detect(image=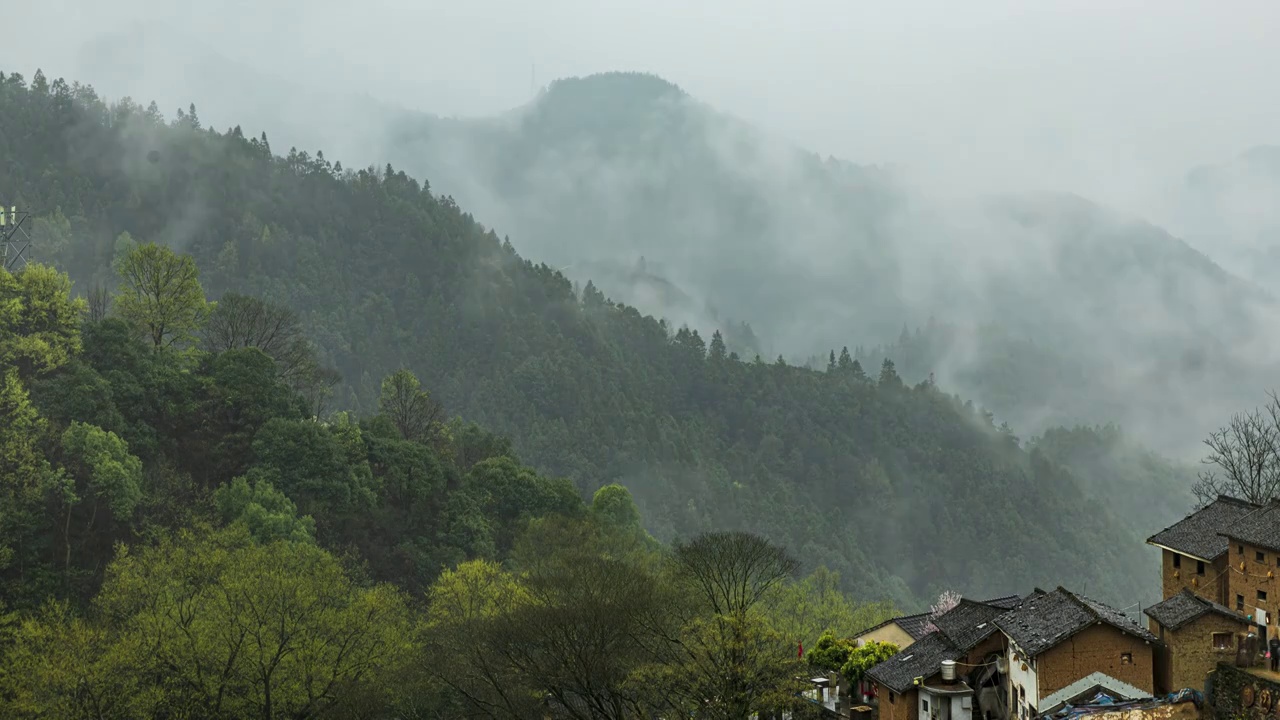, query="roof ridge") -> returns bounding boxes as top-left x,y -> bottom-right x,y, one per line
1216,494 -> 1261,507
1057,586 -> 1099,621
